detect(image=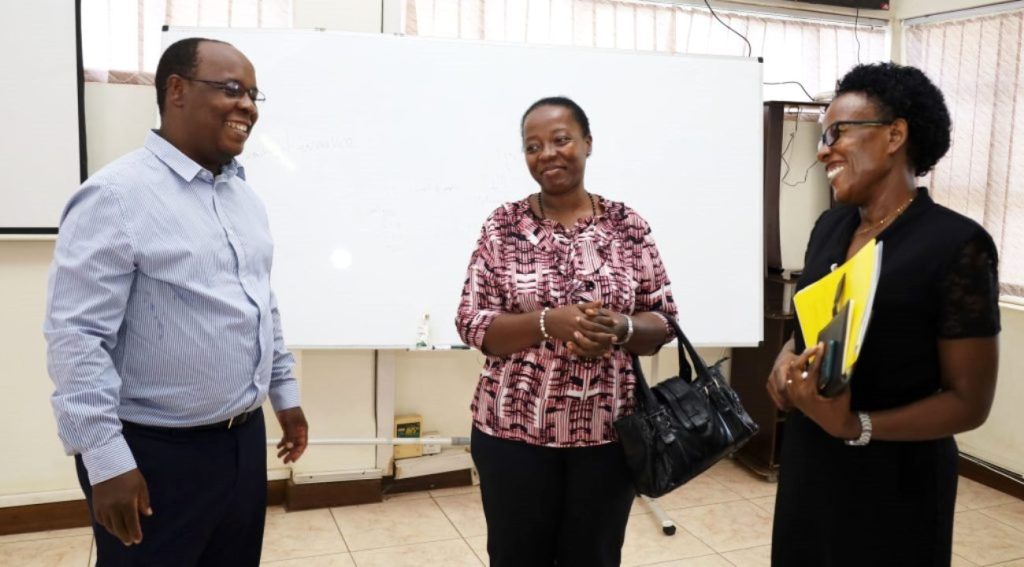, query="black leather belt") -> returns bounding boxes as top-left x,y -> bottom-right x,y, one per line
124,409 -> 259,433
